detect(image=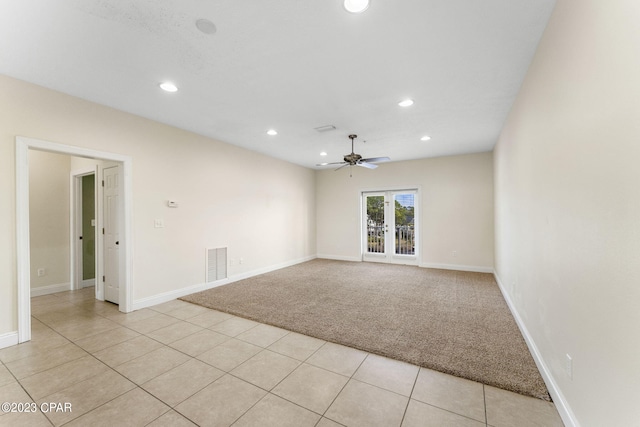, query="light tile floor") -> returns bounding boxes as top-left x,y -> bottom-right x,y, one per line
0,287 -> 565,426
